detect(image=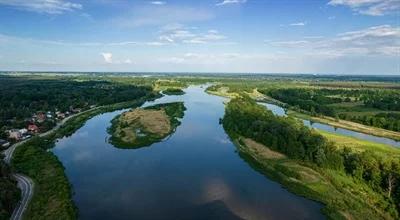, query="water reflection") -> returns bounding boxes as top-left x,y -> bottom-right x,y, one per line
52,86 -> 324,220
